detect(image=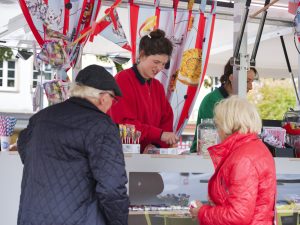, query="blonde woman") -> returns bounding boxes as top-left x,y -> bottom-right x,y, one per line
190,95 -> 276,225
